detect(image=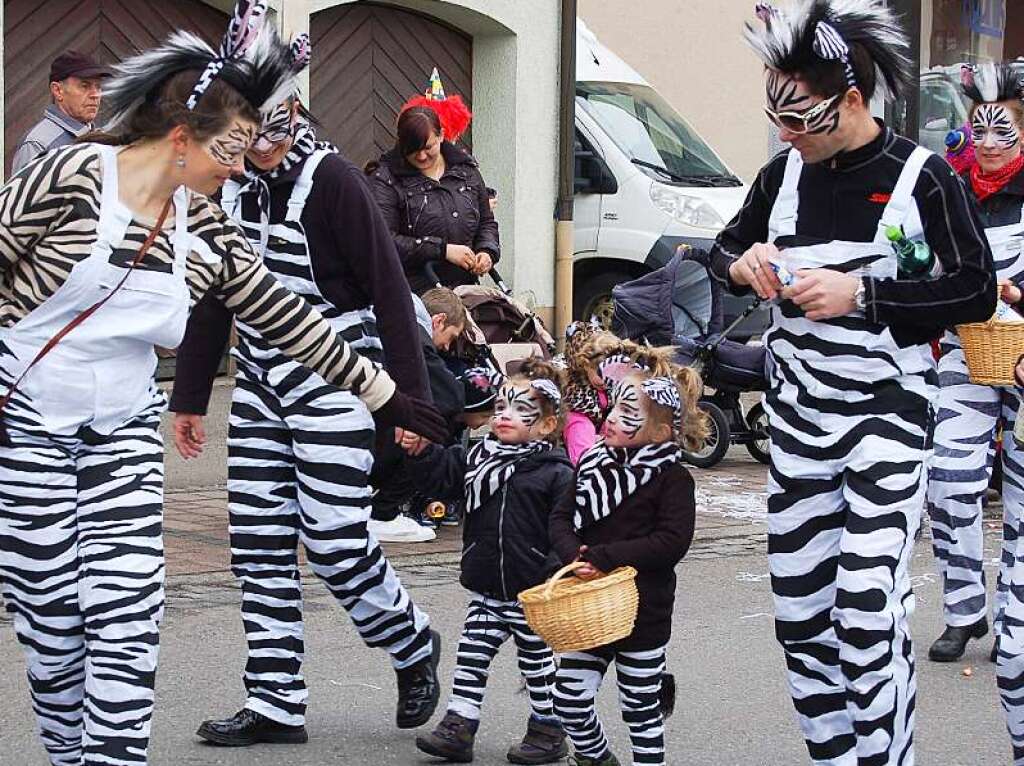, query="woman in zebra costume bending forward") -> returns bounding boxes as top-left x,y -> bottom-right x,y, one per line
926,62 -> 1024,667
712,2 -> 994,764
0,4 -> 444,765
